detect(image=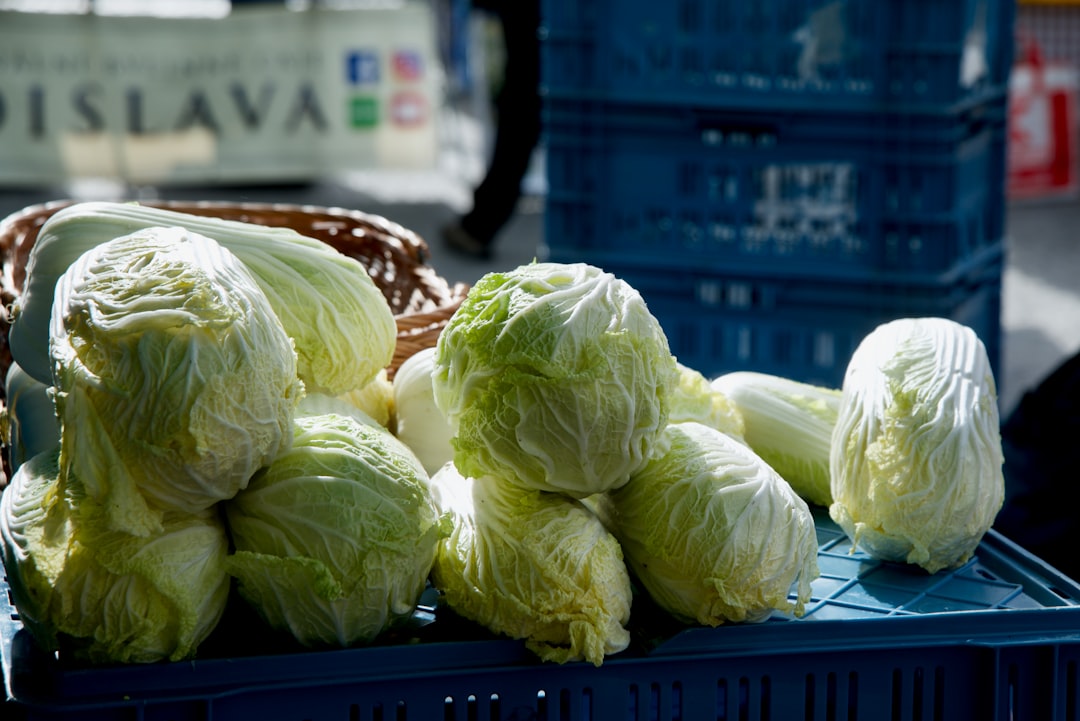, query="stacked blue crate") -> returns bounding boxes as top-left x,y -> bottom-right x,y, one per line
539,0 -> 1014,387
540,0 -> 1013,114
